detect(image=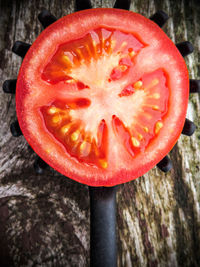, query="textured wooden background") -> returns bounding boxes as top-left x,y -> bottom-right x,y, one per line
0,0 -> 200,266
